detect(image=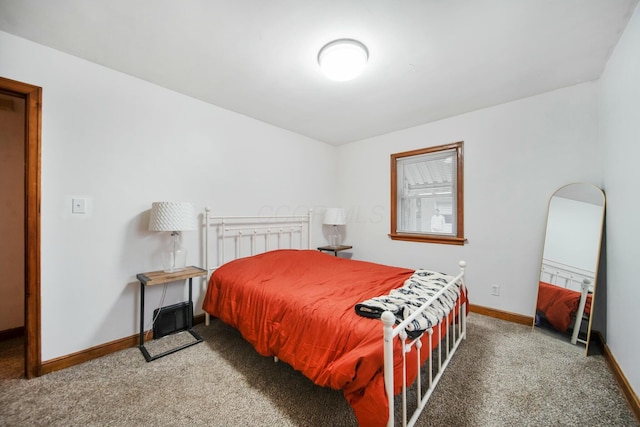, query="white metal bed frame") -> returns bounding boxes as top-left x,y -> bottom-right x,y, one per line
203,209 -> 467,427
382,262 -> 466,427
